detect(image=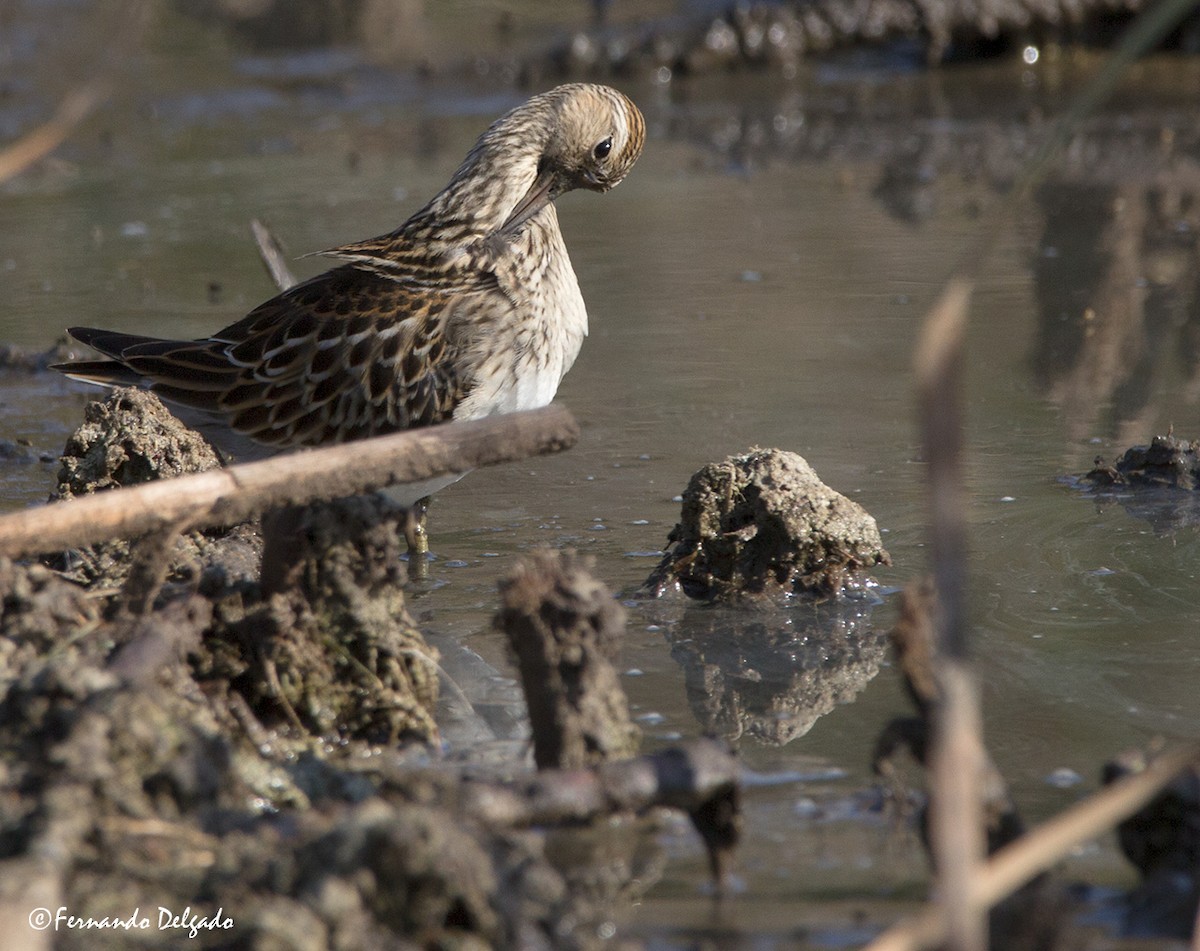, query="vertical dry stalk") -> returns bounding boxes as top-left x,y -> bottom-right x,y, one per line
914,278 -> 986,951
